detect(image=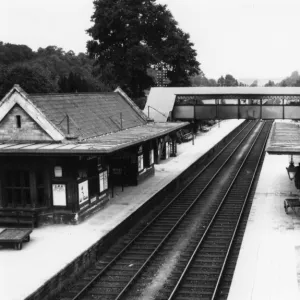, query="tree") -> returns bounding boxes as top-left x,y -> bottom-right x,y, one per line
224,74 -> 238,86
217,74 -> 240,86
250,80 -> 258,87
217,76 -> 225,86
0,42 -> 35,65
265,80 -> 275,87
87,0 -> 200,98
190,75 -> 217,87
0,64 -> 58,97
0,42 -> 113,96
208,79 -> 217,86
279,70 -> 300,87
